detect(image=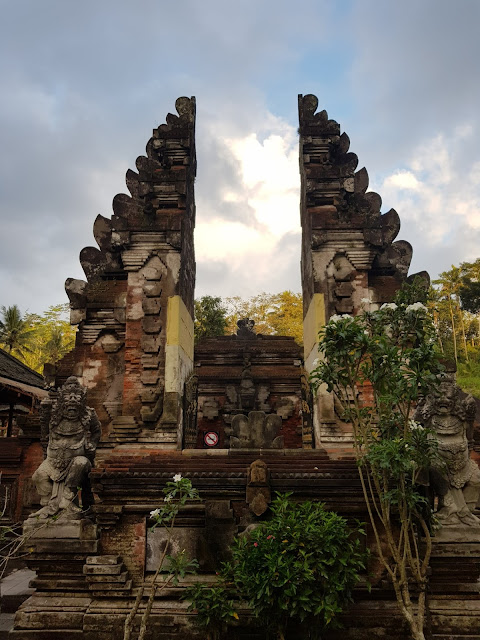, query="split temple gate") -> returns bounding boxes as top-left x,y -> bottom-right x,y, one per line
10,96 -> 480,639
